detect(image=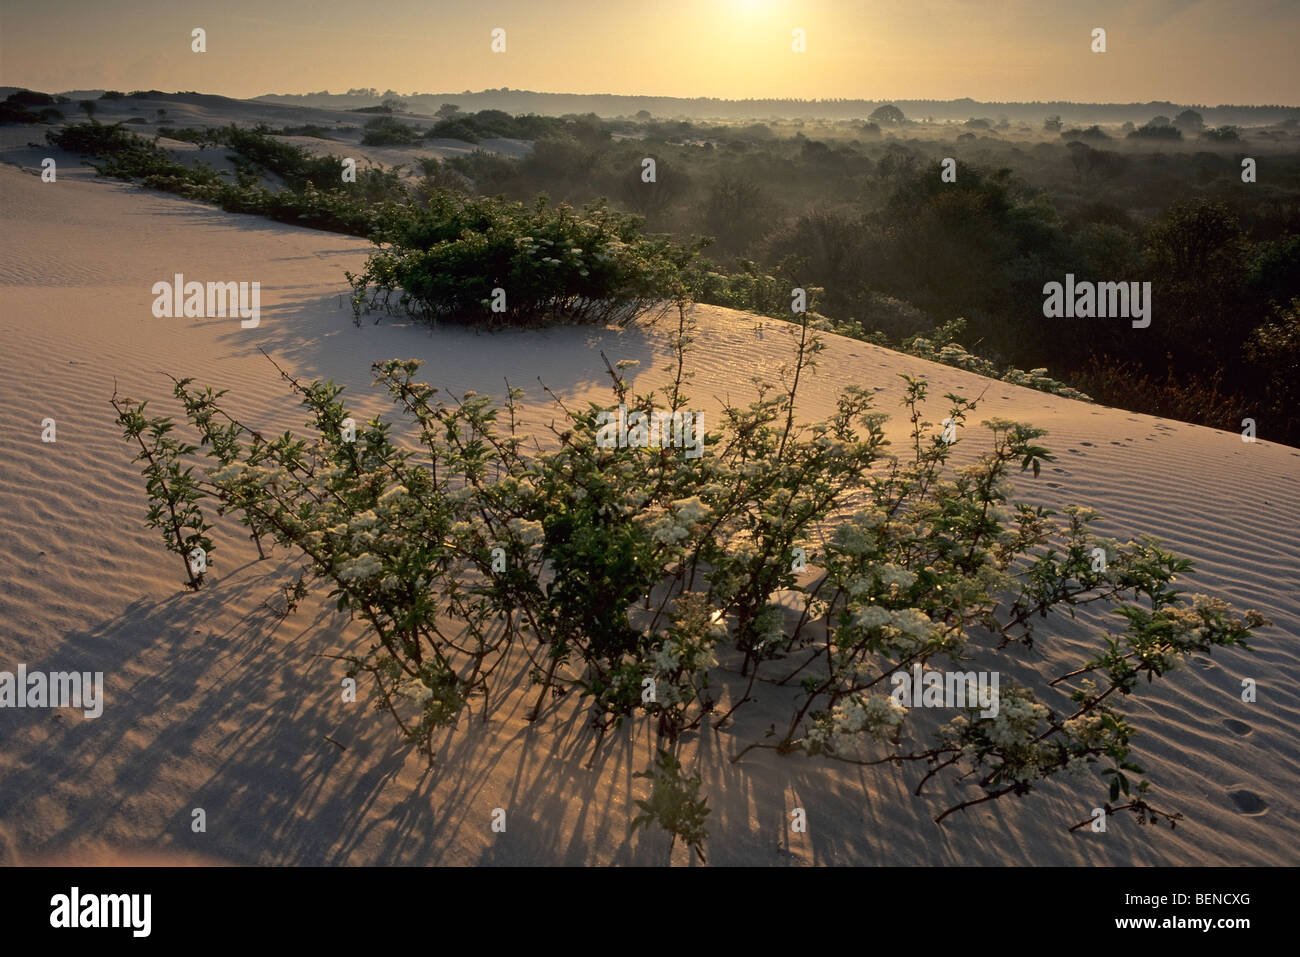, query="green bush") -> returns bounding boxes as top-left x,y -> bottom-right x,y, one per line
1071,355 -> 1238,430
0,102 -> 40,124
47,123 -> 189,180
1128,124 -> 1182,140
446,149 -> 518,194
631,750 -> 711,862
348,192 -> 703,327
692,260 -> 816,317
361,115 -> 422,146
900,319 -> 1092,401
427,117 -> 481,142
1201,126 -> 1242,142
48,122 -> 395,237
117,312 -> 1269,858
